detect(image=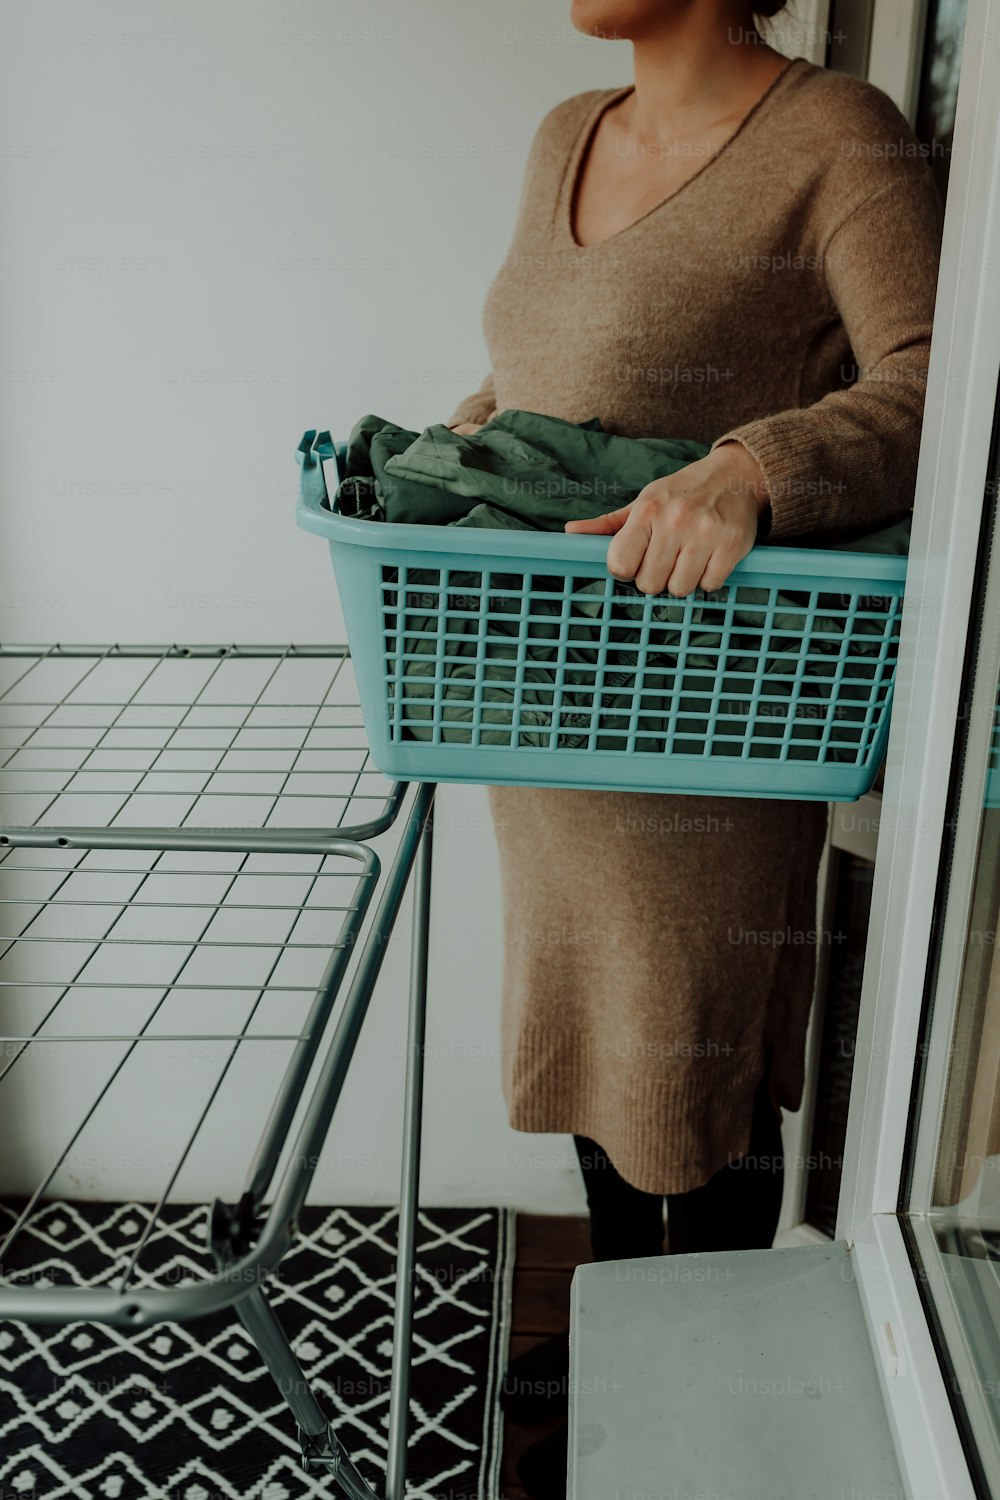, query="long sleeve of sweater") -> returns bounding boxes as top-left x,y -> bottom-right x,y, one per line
708,148 -> 944,539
